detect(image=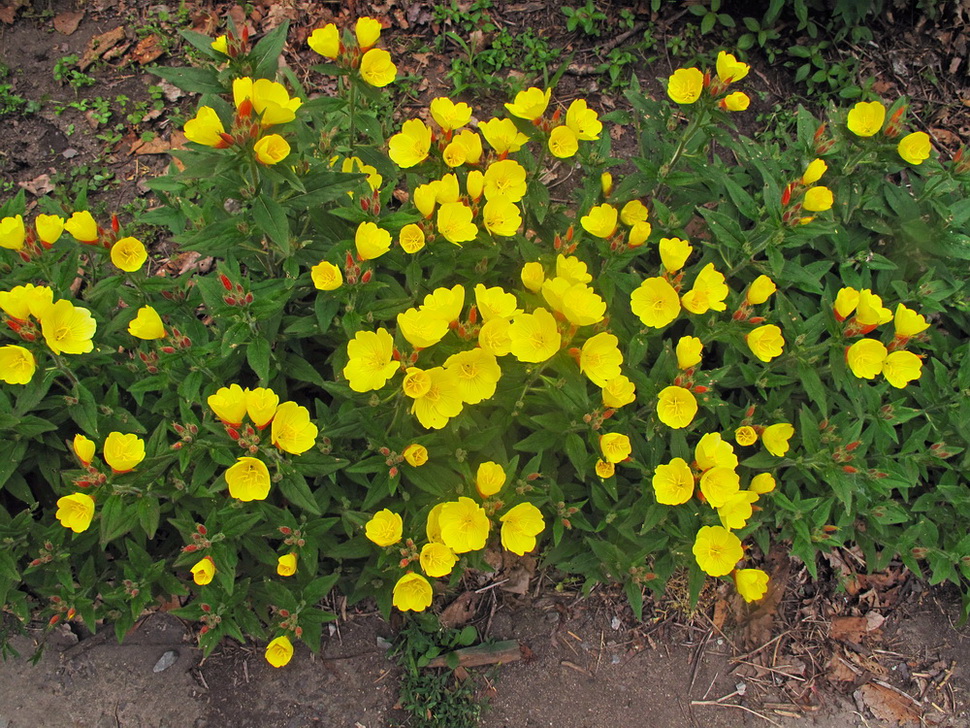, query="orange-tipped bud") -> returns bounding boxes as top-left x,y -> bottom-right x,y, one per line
237,99 -> 253,118
361,270 -> 373,284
